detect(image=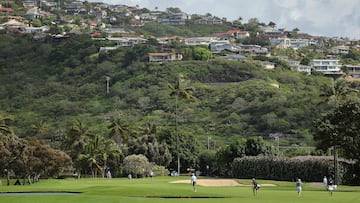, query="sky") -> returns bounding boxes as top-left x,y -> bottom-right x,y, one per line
93,0 -> 360,39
